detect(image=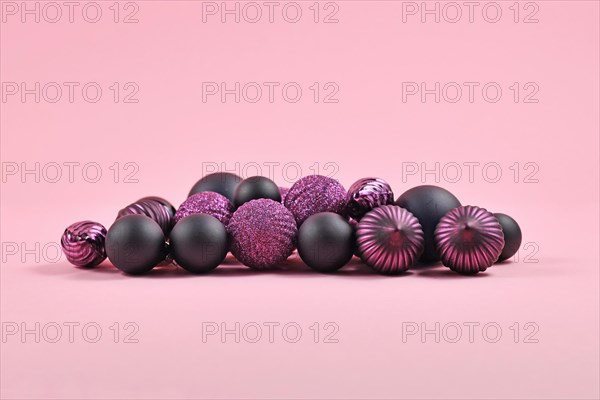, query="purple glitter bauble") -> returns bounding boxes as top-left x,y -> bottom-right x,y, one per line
279,187 -> 289,204
227,199 -> 297,269
357,205 -> 424,274
174,192 -> 234,226
284,175 -> 347,226
117,197 -> 175,235
435,206 -> 505,274
61,221 -> 107,267
345,177 -> 395,221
